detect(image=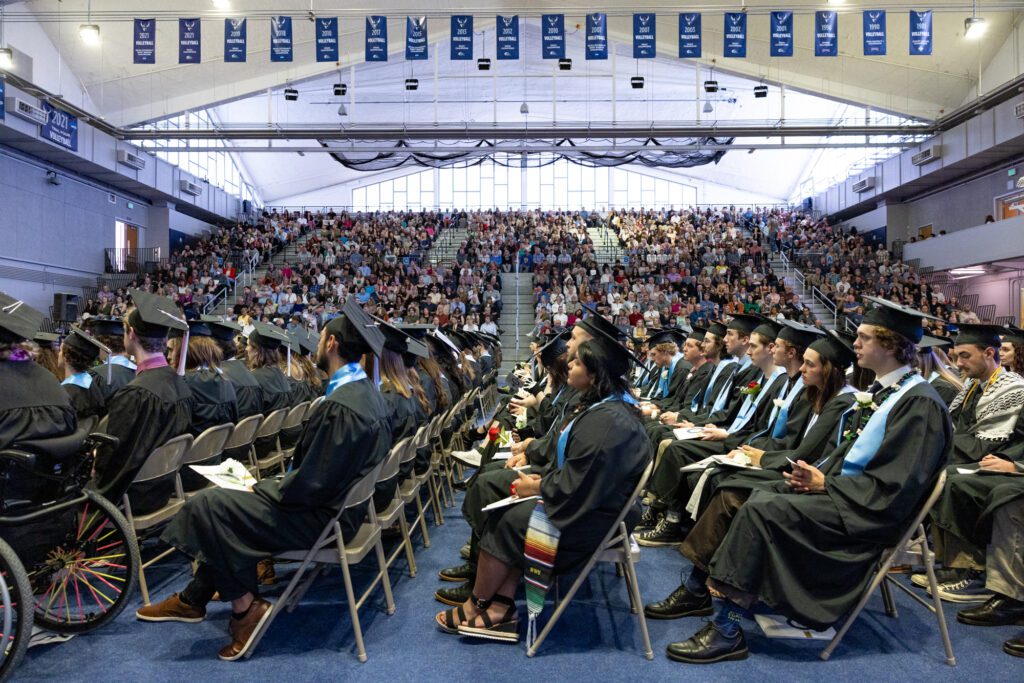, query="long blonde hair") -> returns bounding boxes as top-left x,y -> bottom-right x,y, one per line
379,348 -> 412,398
917,348 -> 964,391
